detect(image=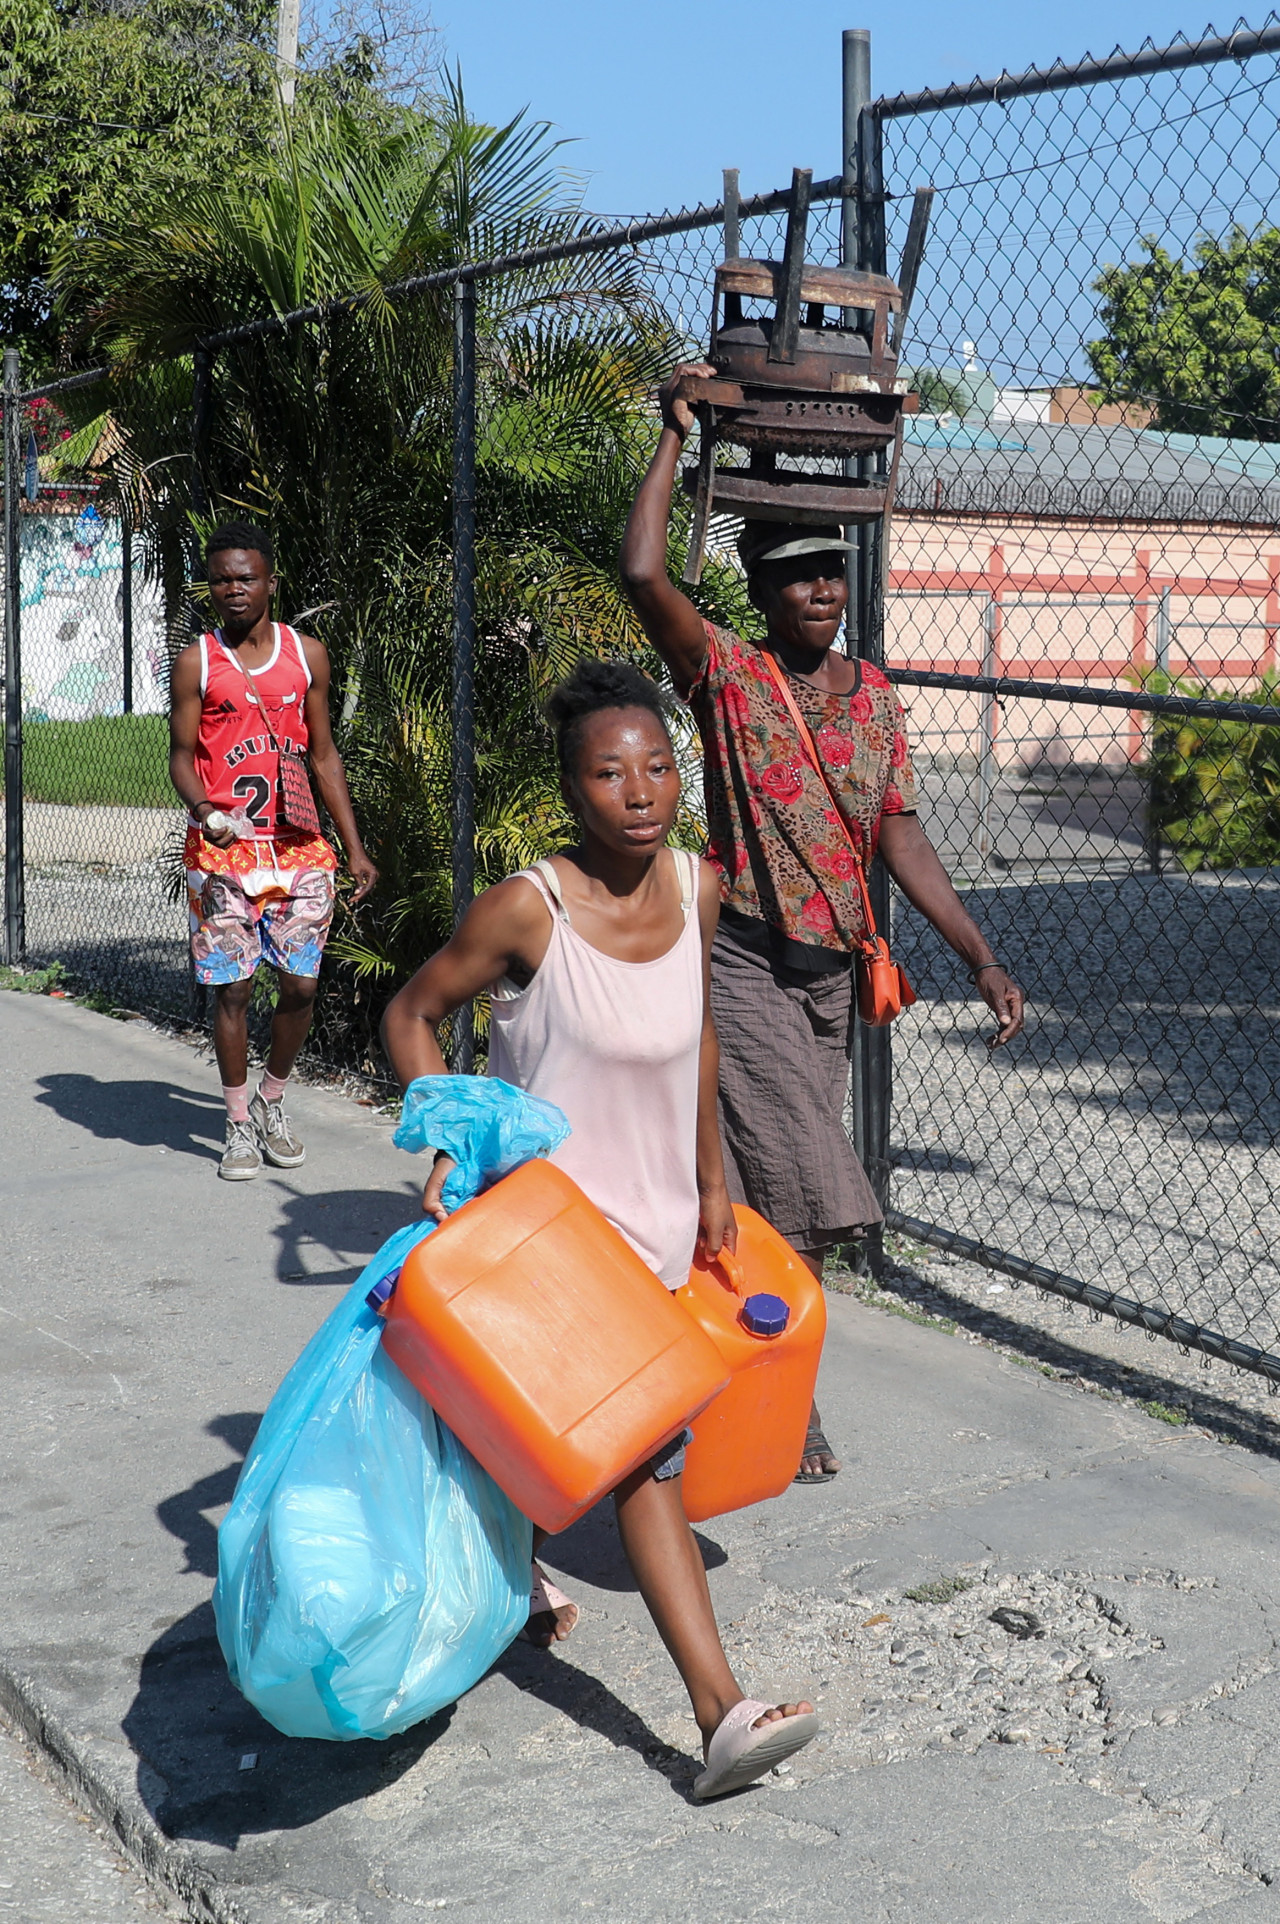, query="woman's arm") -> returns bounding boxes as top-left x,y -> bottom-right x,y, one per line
694,860 -> 737,1256
619,365 -> 718,699
382,881 -> 547,1085
382,881 -> 550,1215
877,813 -> 1025,1049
